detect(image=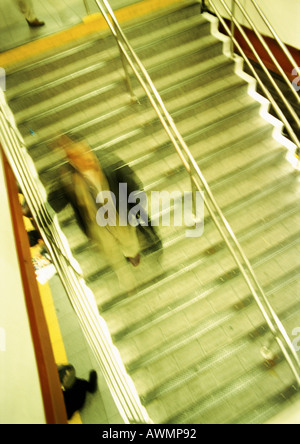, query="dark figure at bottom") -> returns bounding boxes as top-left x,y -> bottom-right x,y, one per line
58,364 -> 98,420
